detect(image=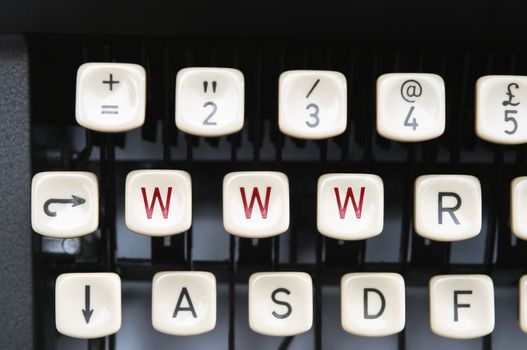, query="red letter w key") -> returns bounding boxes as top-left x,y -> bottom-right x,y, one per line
141,187 -> 172,219
223,172 -> 290,238
125,170 -> 192,236
317,174 -> 383,240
